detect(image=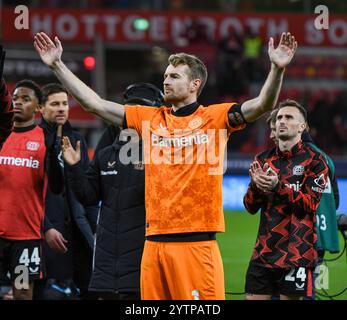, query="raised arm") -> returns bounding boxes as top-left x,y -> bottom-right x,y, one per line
34,32 -> 124,126
240,32 -> 297,123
